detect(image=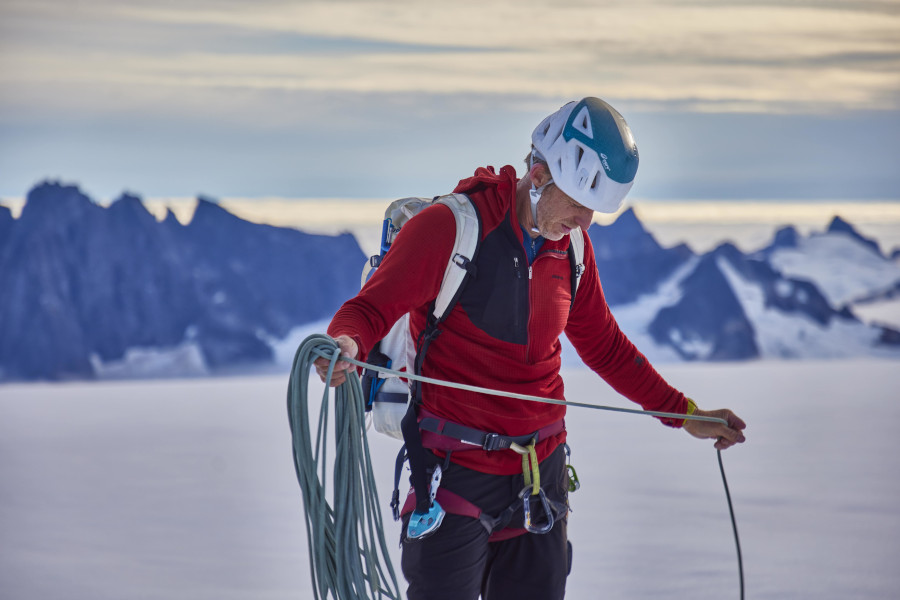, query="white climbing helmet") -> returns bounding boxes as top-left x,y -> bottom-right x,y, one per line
531,97 -> 639,214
